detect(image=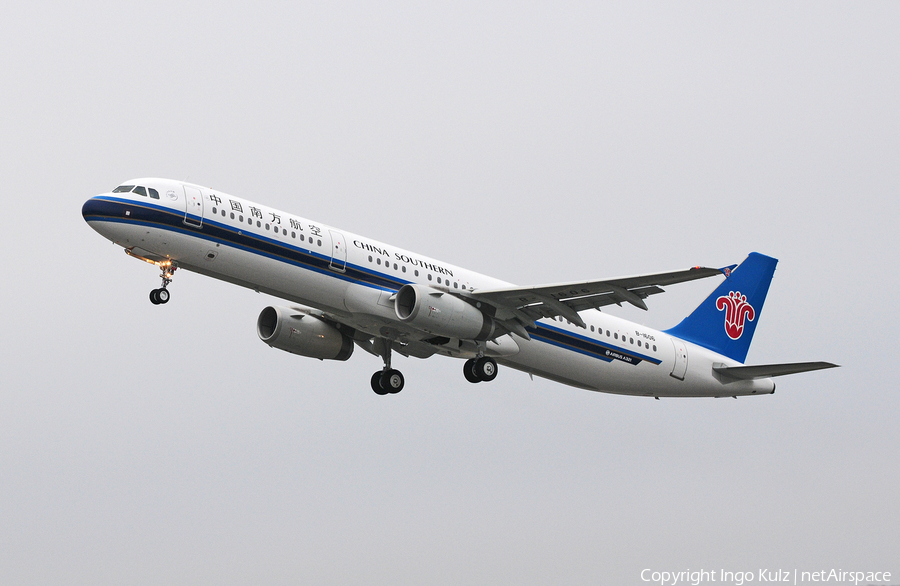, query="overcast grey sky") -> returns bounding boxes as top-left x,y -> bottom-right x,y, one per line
1,2 -> 897,585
